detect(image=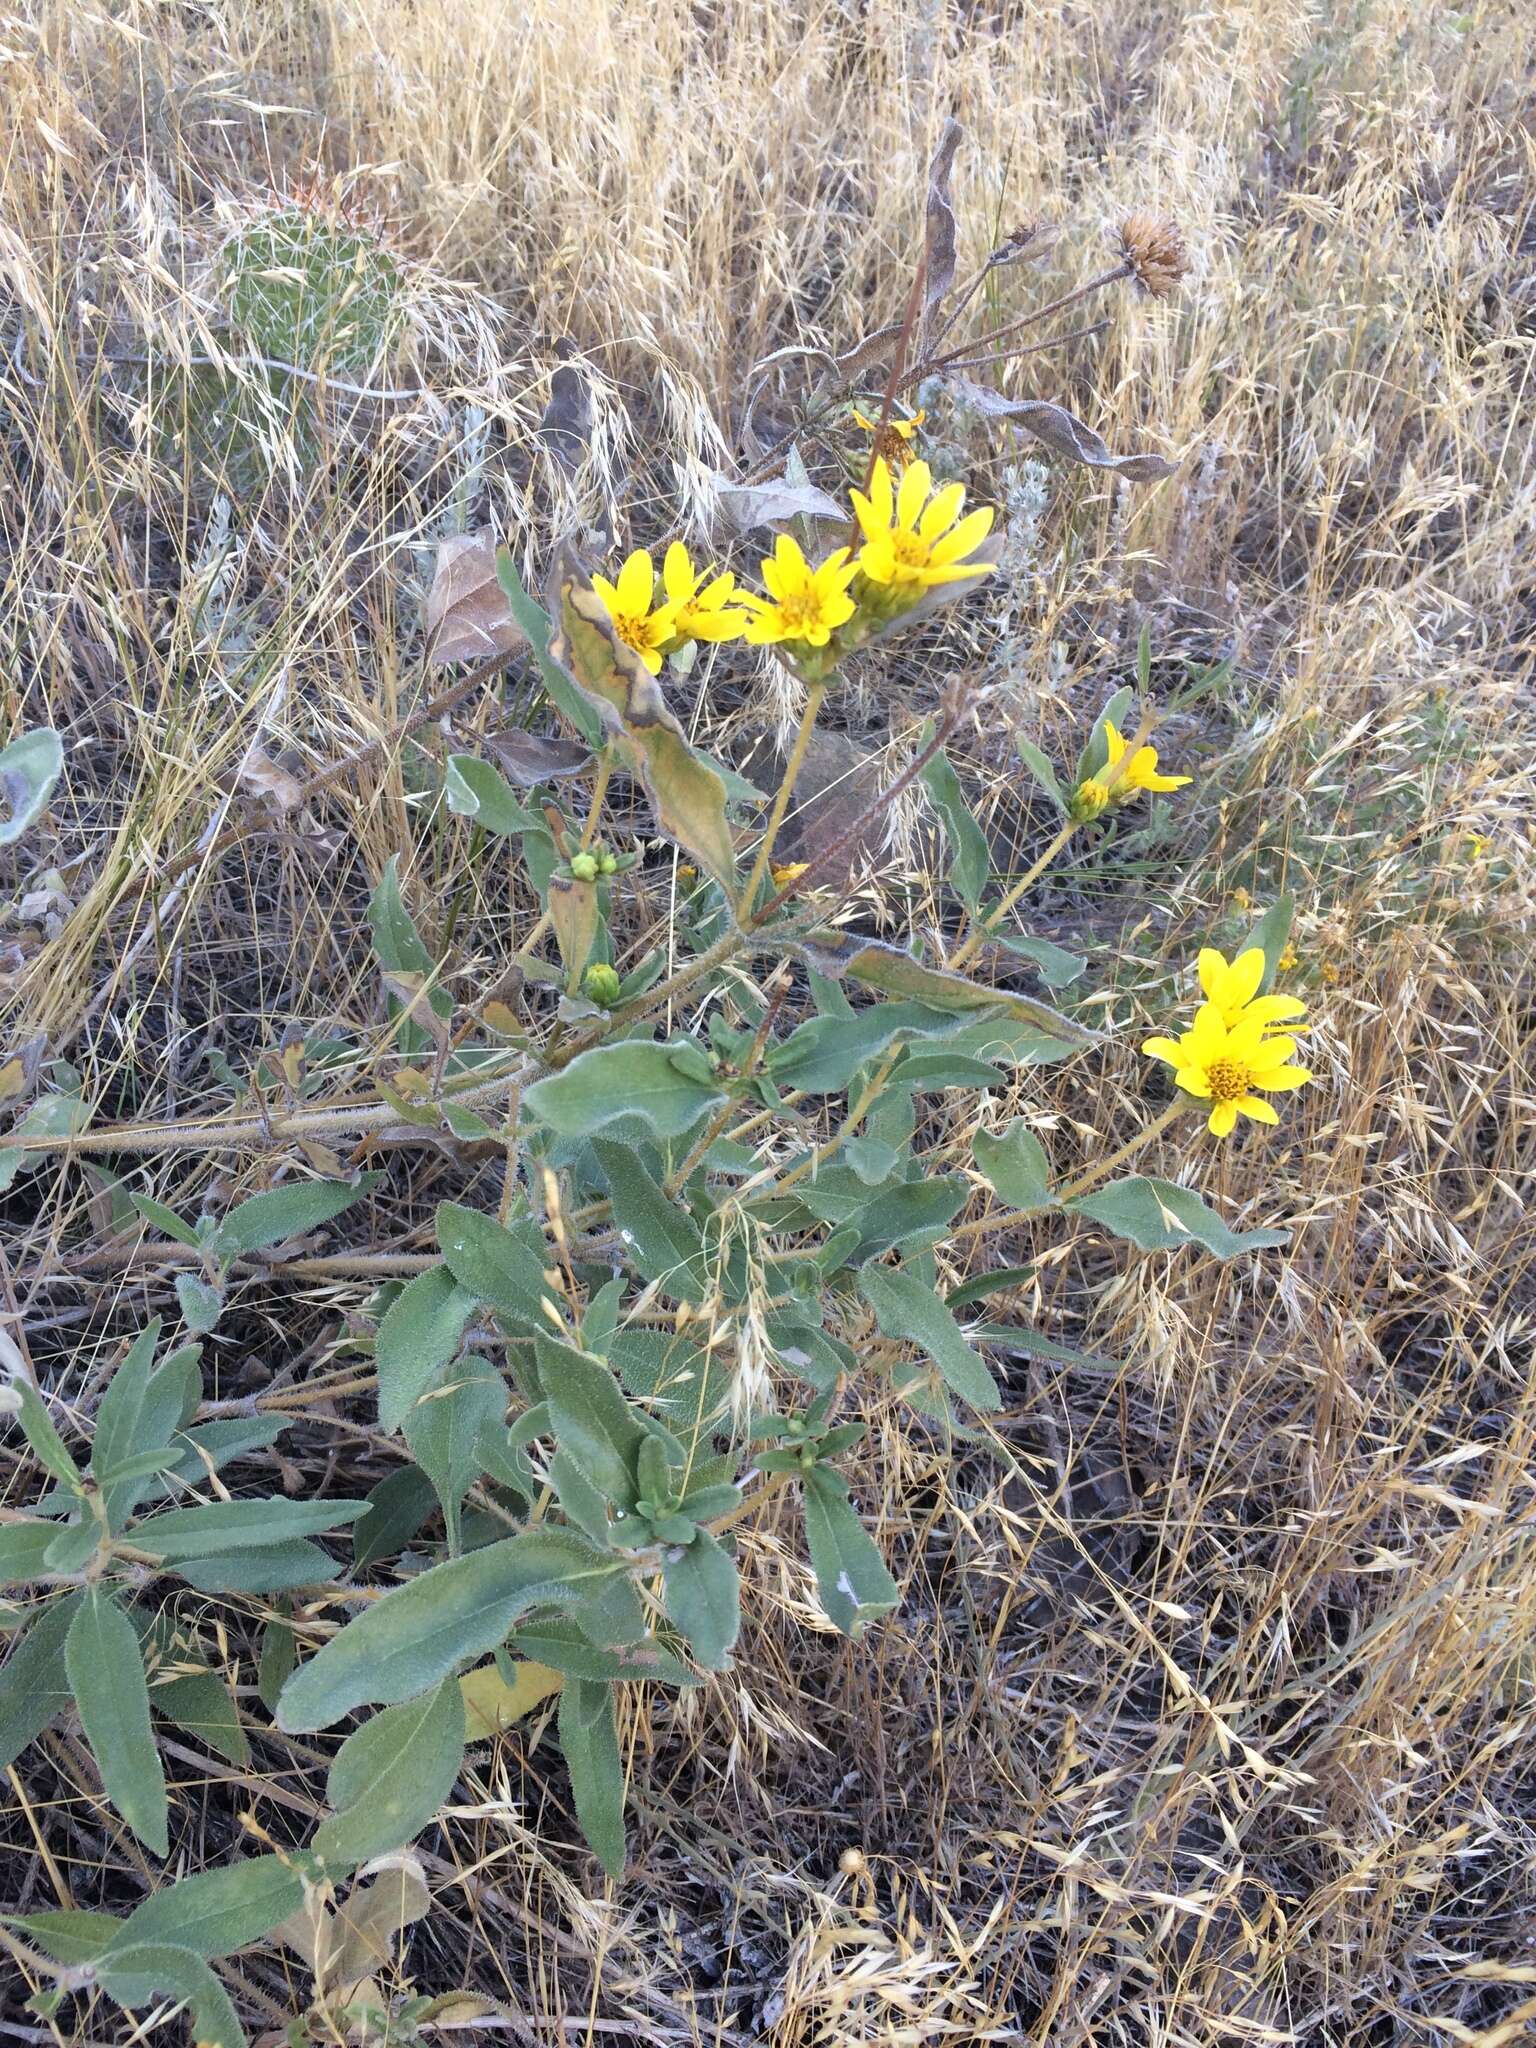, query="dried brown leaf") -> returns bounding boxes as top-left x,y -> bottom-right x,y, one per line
425,531 -> 527,666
